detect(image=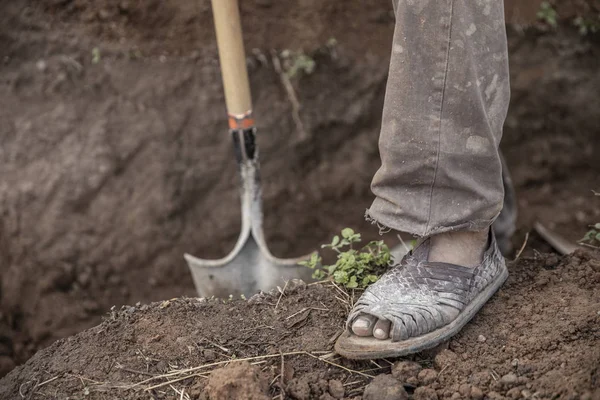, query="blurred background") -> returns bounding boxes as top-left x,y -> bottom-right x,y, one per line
0,0 -> 598,378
